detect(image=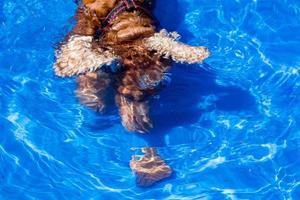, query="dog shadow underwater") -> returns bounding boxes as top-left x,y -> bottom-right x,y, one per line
136,0 -> 257,147
136,63 -> 257,147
